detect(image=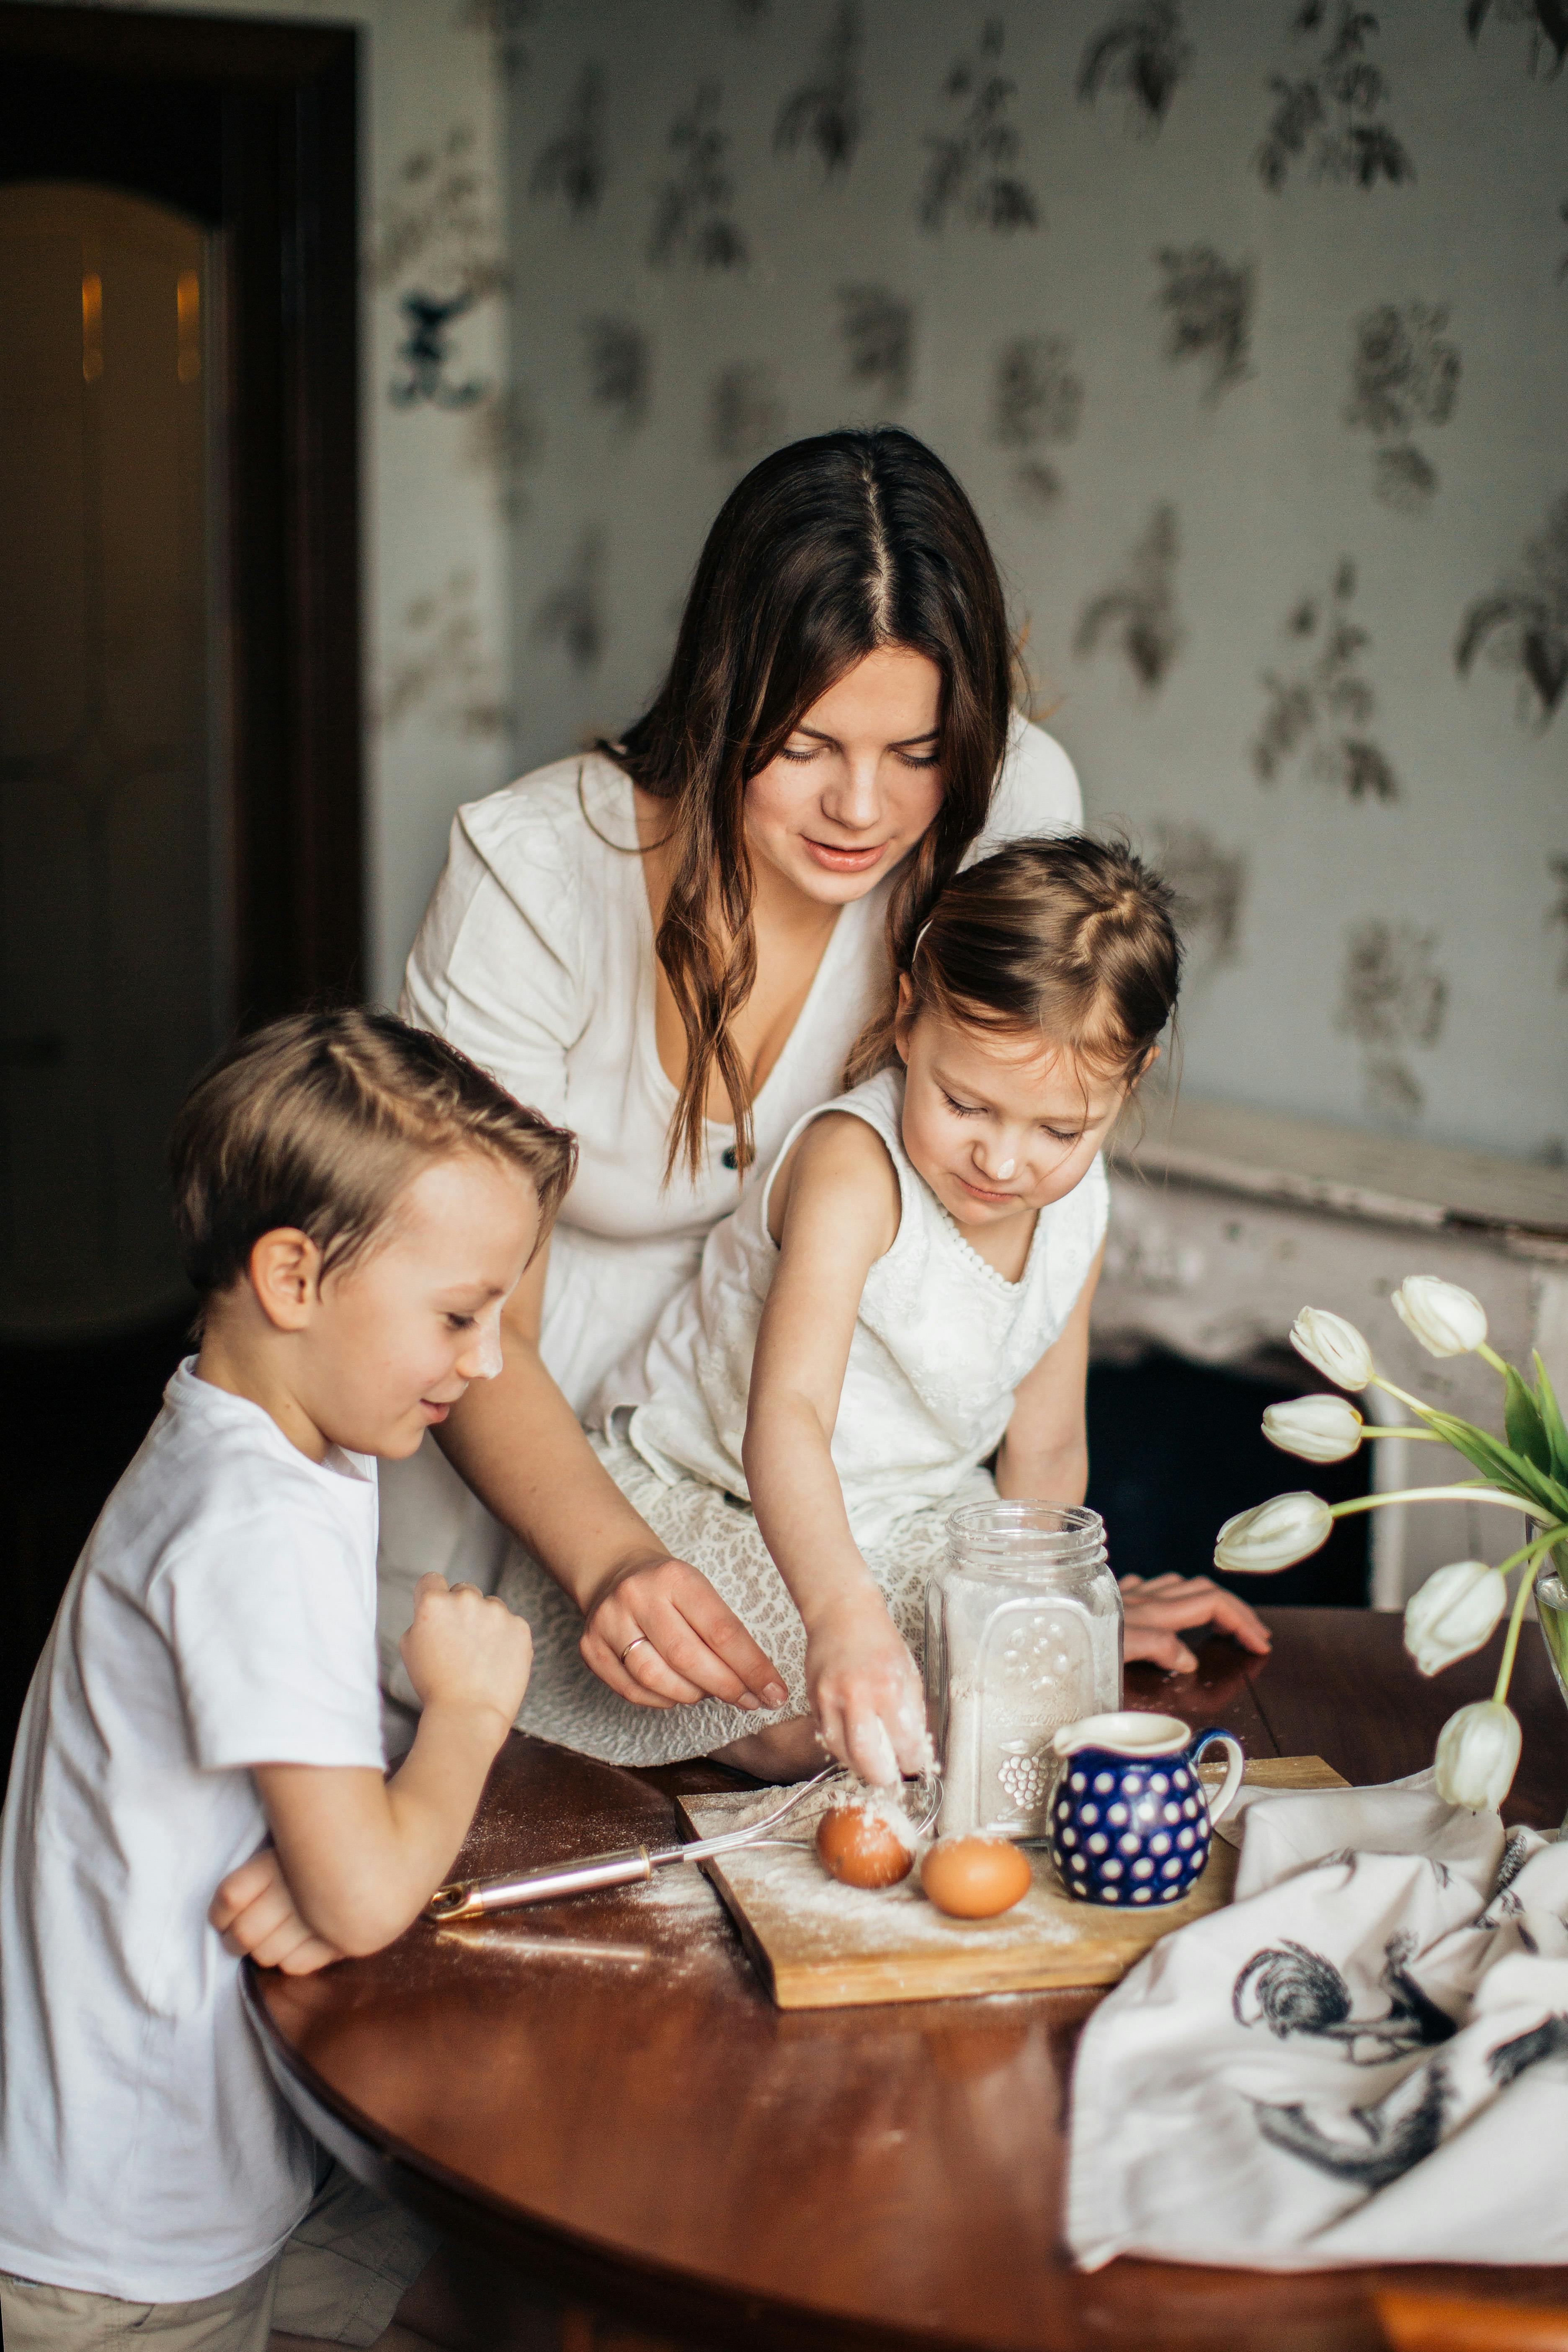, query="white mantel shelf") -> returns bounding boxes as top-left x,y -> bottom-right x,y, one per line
1094,1098 -> 1568,1609
1114,1098 -> 1568,1253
